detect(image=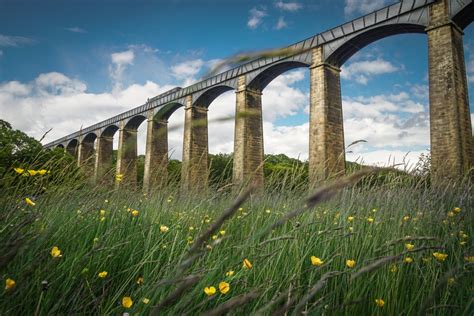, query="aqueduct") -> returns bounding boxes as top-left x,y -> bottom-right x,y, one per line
44,0 -> 474,190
